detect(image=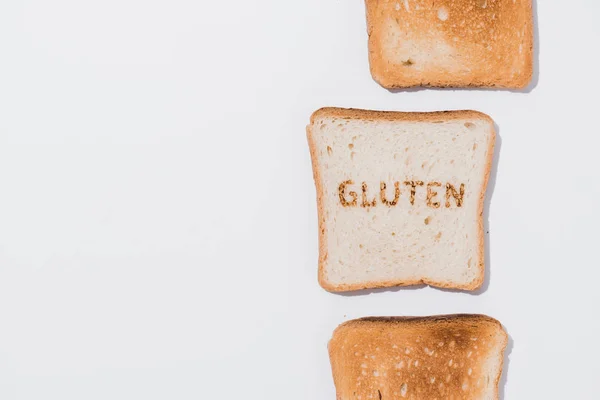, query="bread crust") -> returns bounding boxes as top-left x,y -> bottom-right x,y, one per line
306,119 -> 331,290
307,107 -> 496,292
364,0 -> 534,89
329,314 -> 508,400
